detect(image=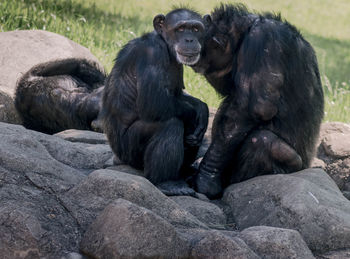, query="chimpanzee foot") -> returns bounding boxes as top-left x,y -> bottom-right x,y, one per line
91,118 -> 104,133
157,180 -> 196,197
195,170 -> 223,199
